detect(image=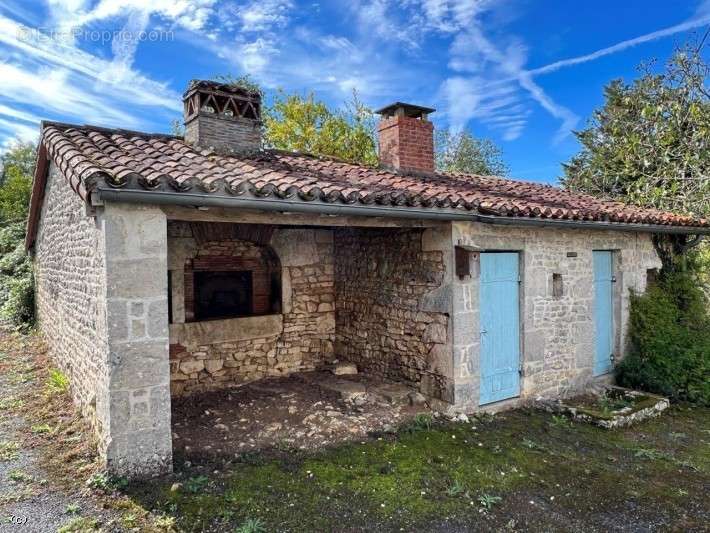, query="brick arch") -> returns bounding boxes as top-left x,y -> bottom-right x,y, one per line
184,237 -> 282,321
